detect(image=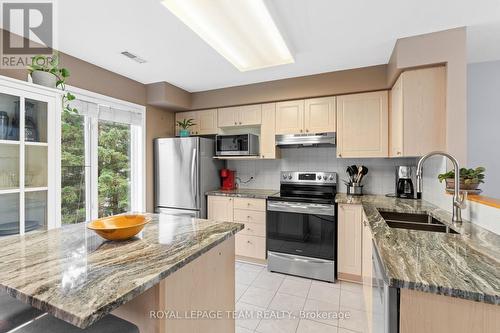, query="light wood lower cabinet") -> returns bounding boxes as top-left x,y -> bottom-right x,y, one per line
207,196 -> 233,222
362,212 -> 374,333
233,197 -> 266,211
113,238 -> 235,333
338,204 -> 363,281
336,91 -> 389,158
400,289 -> 500,333
208,196 -> 266,261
